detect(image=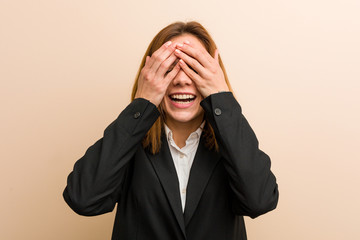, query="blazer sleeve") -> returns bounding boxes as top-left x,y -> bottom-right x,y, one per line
63,98 -> 160,216
200,92 -> 279,218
